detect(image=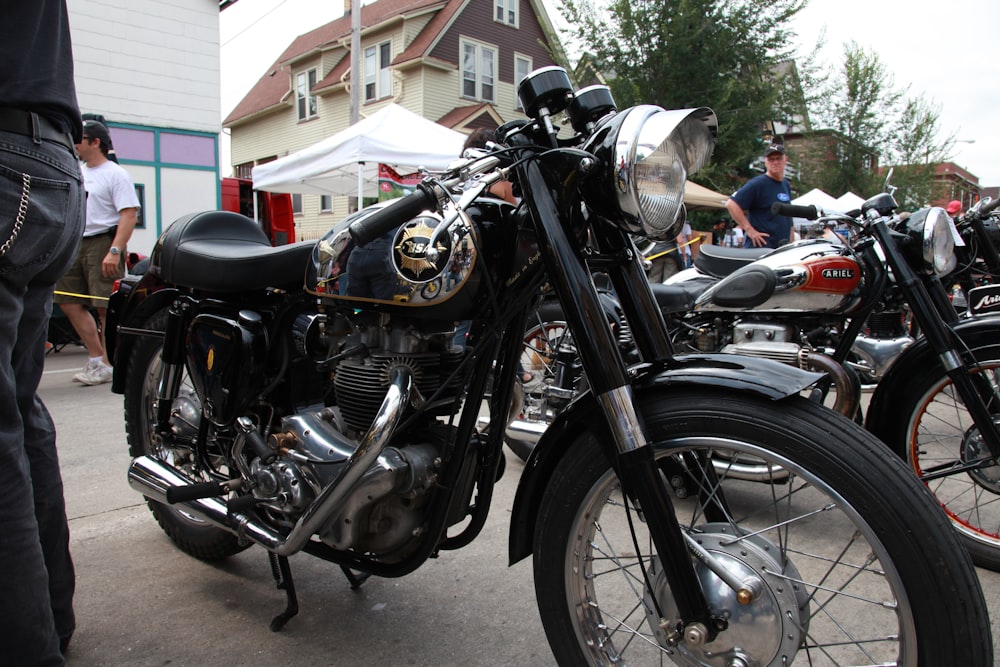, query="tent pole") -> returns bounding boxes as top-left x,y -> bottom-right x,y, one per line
358,161 -> 364,209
